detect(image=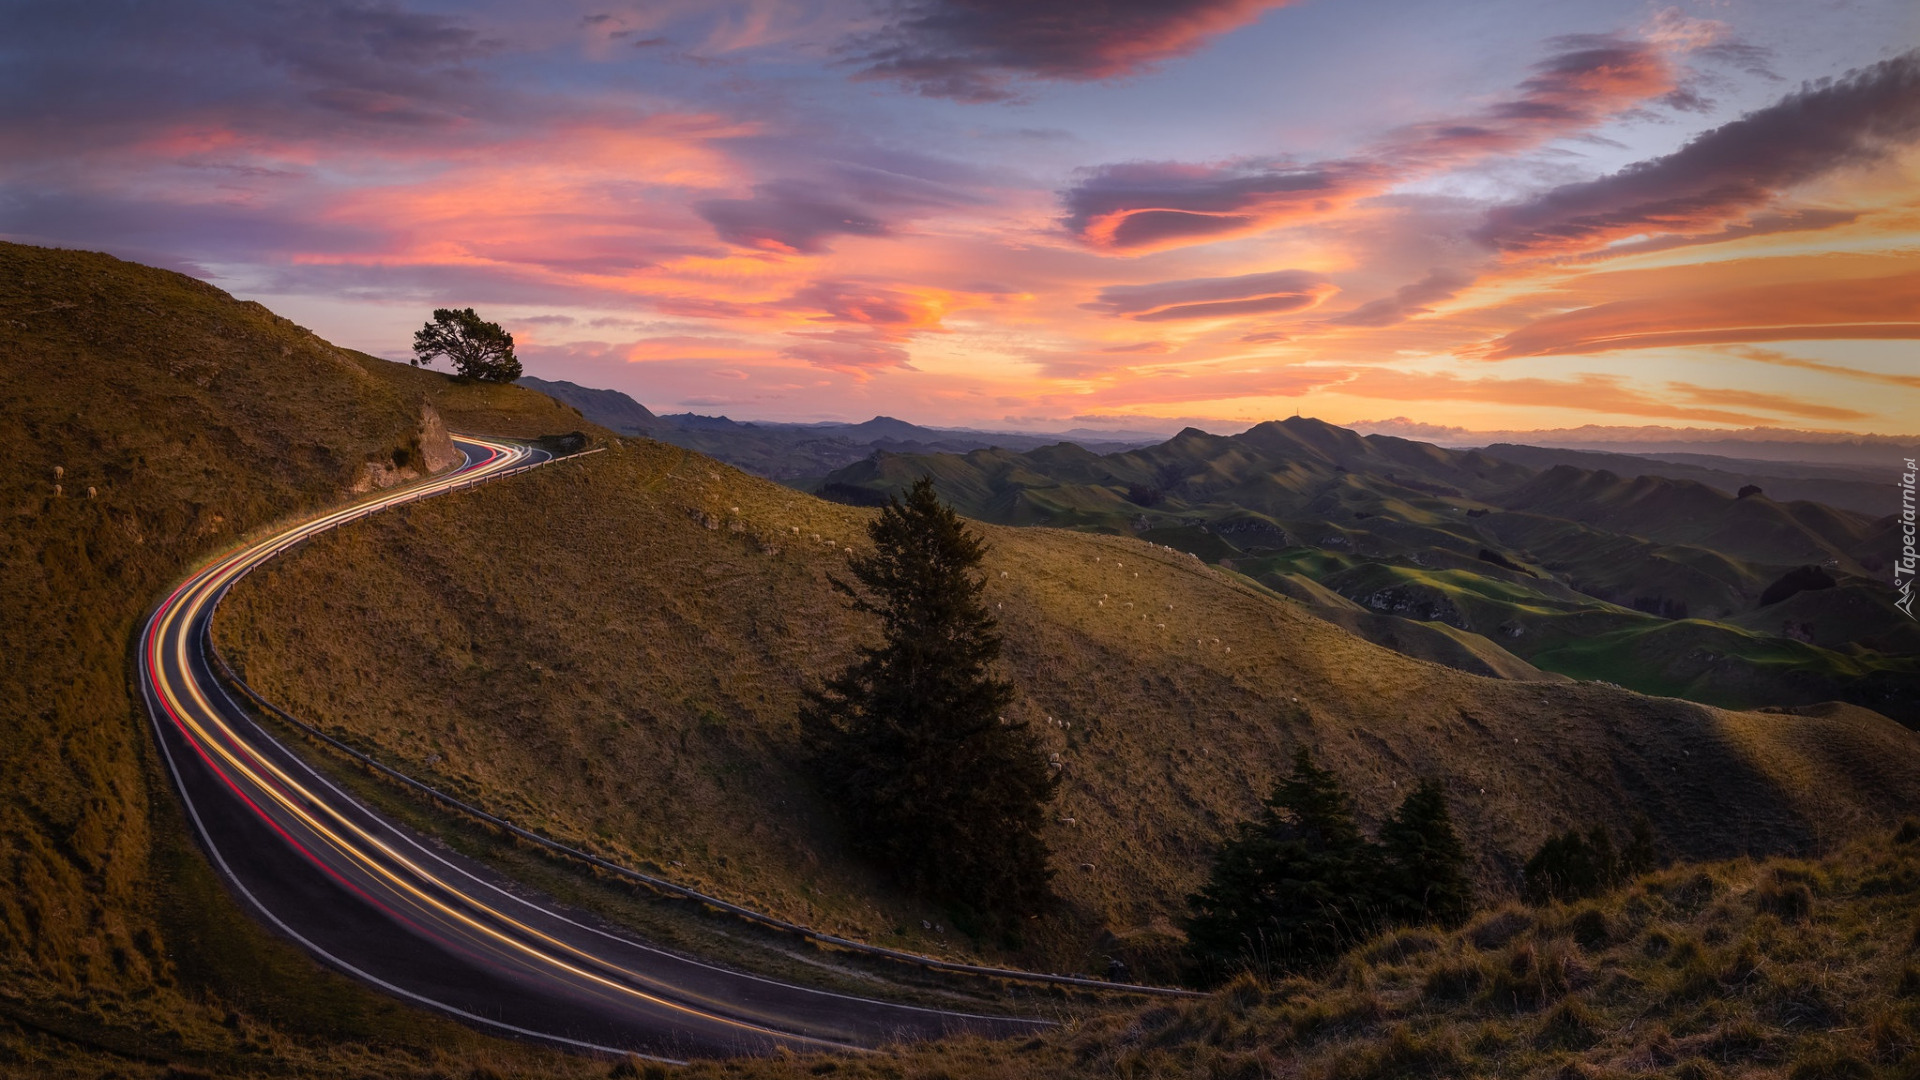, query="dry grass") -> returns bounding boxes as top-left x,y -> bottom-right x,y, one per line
216,433 -> 1920,980
685,824 -> 1920,1080
0,241 -> 619,1078
12,240 -> 1920,1076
